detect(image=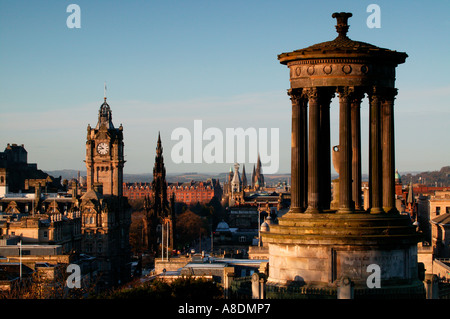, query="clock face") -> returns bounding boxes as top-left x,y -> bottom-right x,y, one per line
97,142 -> 109,155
